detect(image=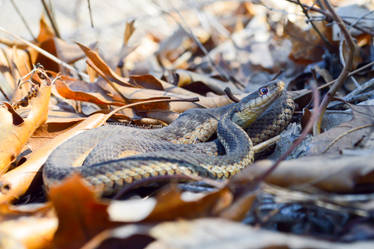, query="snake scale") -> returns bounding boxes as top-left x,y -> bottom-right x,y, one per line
43,81 -> 294,195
